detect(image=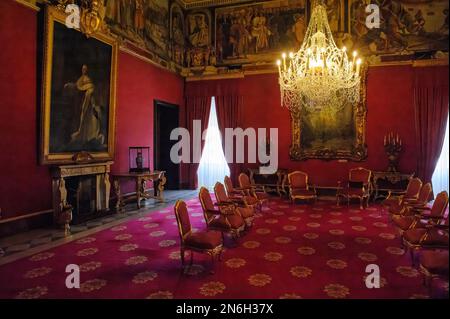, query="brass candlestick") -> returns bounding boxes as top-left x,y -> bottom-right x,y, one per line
384,132 -> 402,172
